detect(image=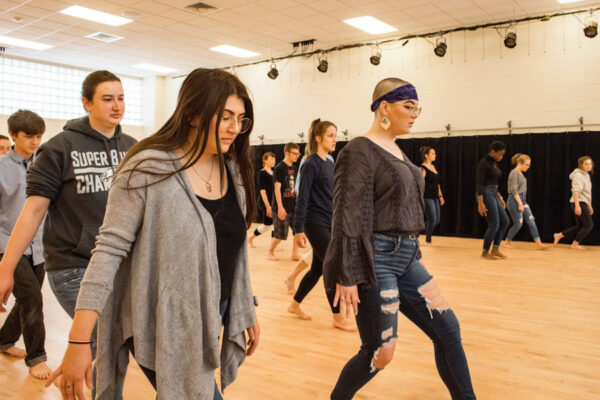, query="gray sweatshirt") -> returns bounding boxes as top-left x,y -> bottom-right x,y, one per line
76,150 -> 256,400
569,168 -> 592,205
507,168 -> 527,197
